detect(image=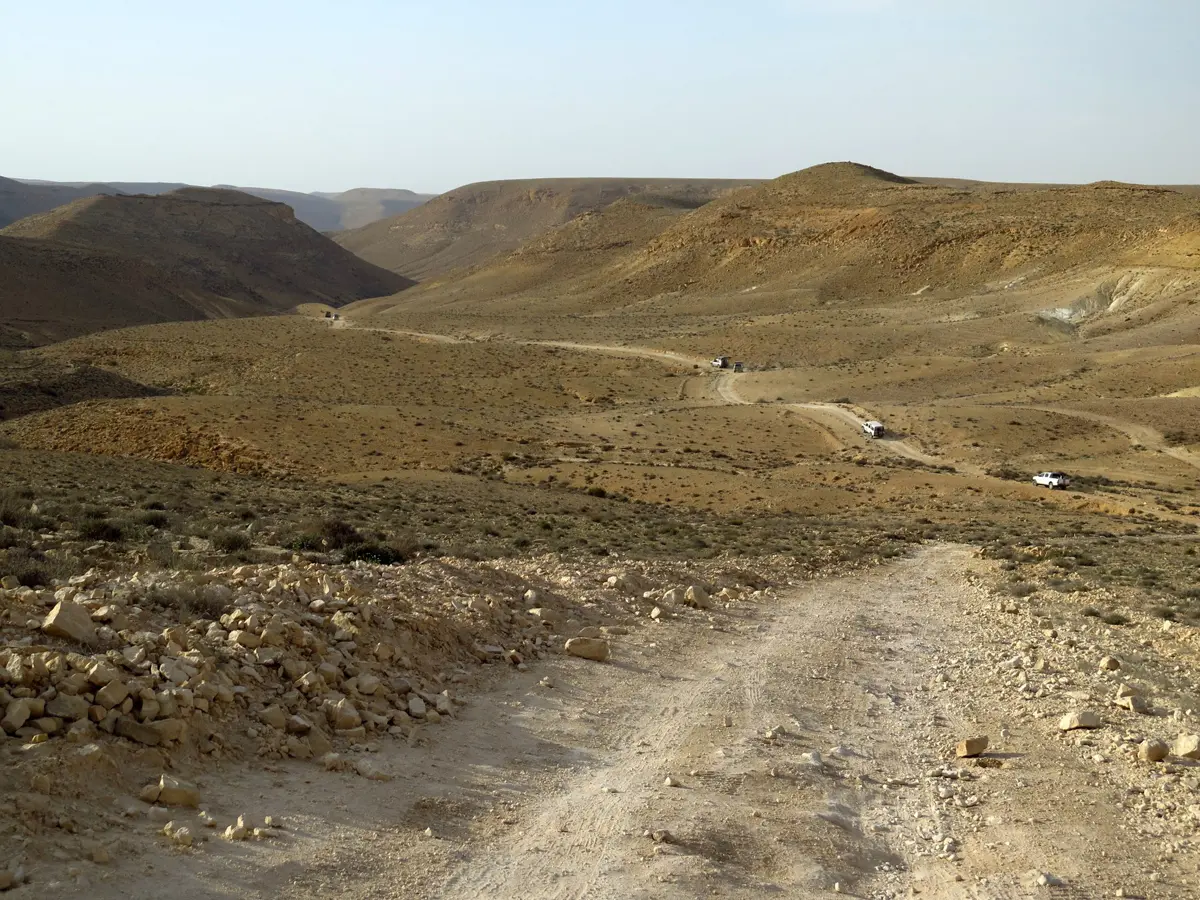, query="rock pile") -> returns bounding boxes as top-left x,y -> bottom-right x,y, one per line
1,549 -> 775,888
2,557 -> 772,760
